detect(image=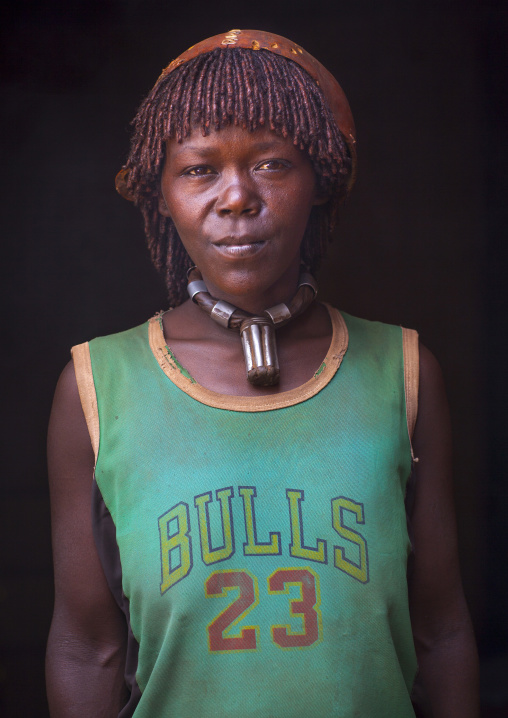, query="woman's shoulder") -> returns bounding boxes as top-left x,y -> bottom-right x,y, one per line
74,315 -> 158,353
335,308 -> 418,357
69,315 -> 160,421
338,308 -> 416,333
